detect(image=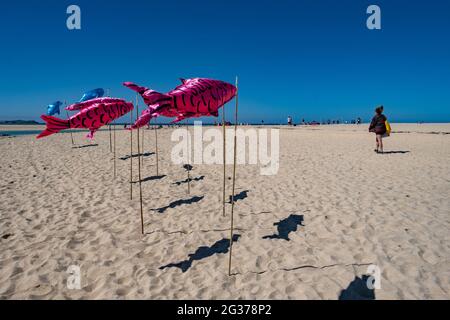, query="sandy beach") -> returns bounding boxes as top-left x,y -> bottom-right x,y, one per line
0,123 -> 449,299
